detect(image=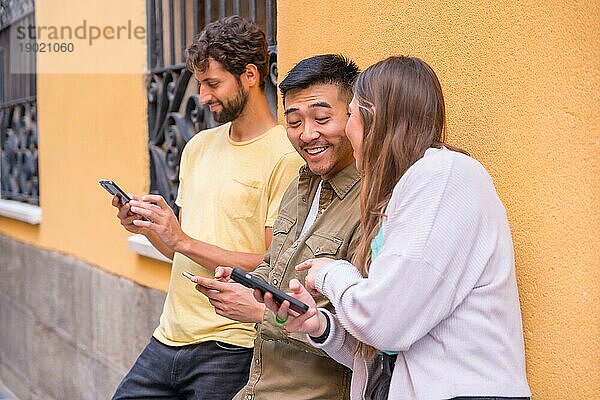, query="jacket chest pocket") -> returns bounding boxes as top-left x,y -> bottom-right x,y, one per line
305,232 -> 343,257
271,214 -> 296,259
272,214 -> 295,236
